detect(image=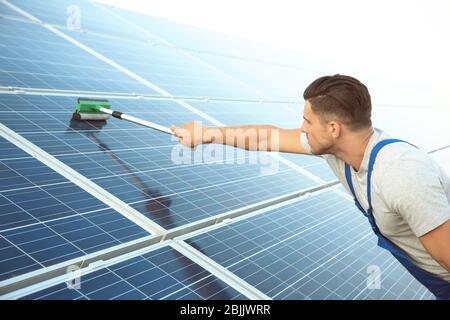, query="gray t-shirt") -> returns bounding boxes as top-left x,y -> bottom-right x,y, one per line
300,128 -> 450,282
